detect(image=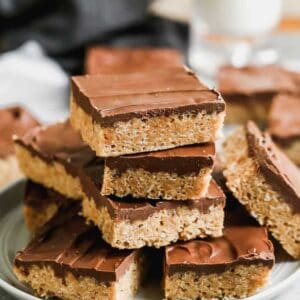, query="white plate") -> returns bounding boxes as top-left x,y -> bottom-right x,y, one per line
0,181 -> 299,300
